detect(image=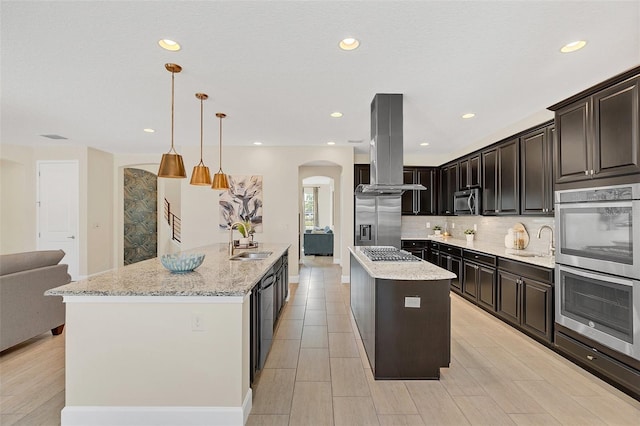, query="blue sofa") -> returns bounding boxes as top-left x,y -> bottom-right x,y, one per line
303,228 -> 334,256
